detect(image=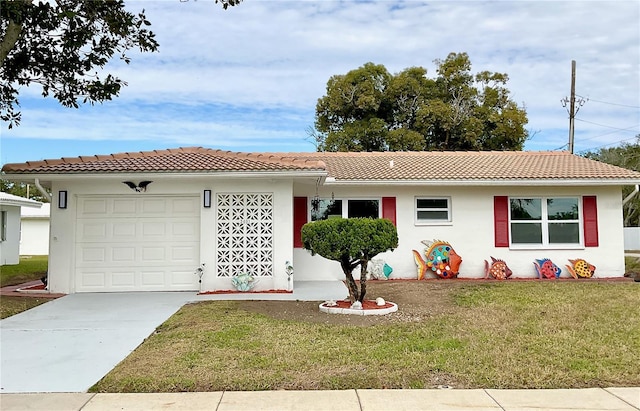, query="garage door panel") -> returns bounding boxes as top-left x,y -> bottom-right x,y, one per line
113,199 -> 137,214
75,196 -> 199,292
141,198 -> 167,214
78,220 -> 199,243
142,246 -> 166,262
78,271 -> 107,288
171,270 -> 197,286
172,246 -> 197,261
112,247 -> 135,262
142,222 -> 166,237
112,271 -> 136,287
80,199 -> 108,215
141,271 -> 165,287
